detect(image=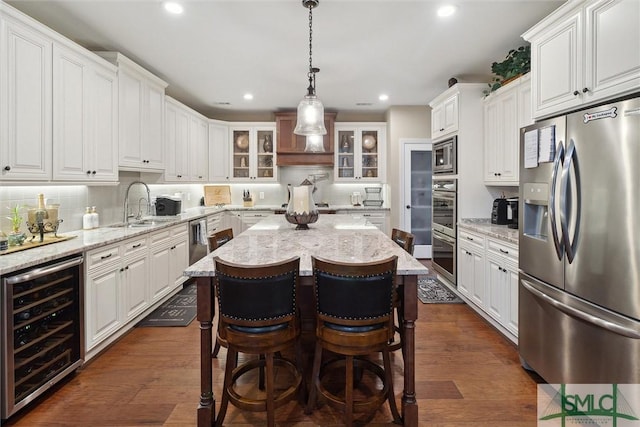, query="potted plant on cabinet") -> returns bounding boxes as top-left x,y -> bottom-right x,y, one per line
484,45 -> 530,96
6,205 -> 26,246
